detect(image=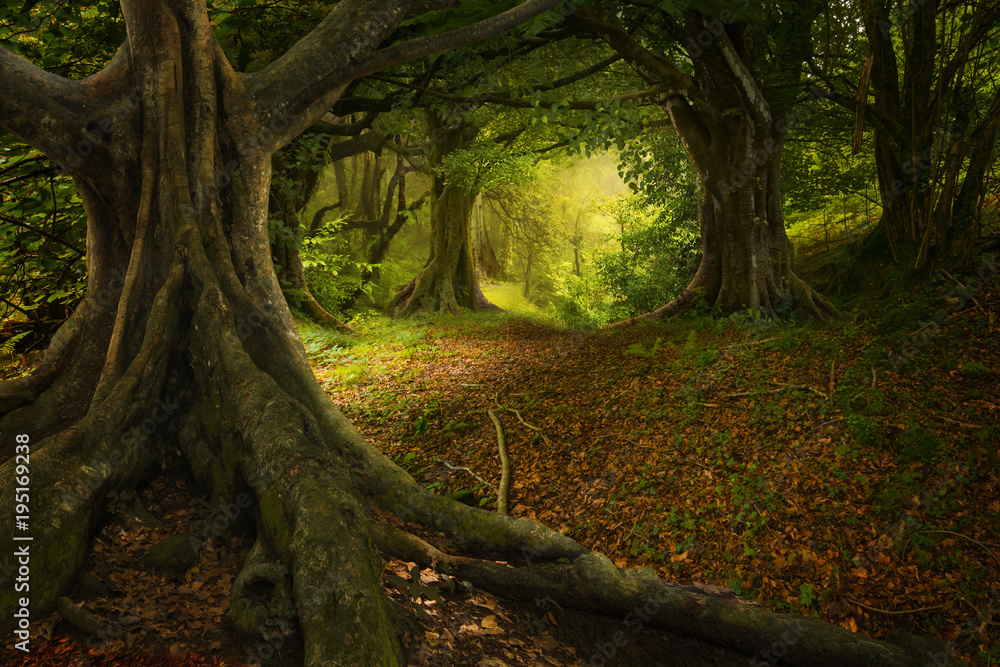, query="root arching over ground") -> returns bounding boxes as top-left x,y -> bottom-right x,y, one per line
0,0 -> 941,664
